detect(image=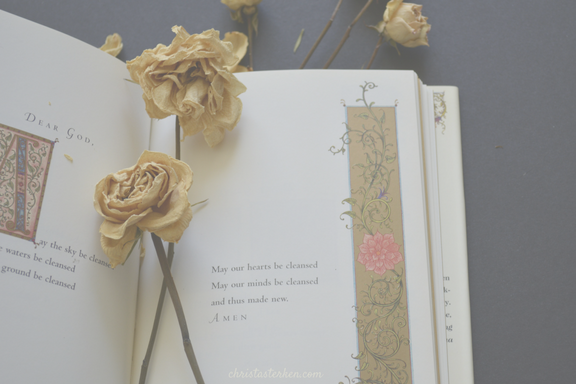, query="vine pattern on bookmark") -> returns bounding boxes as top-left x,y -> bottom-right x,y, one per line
0,124 -> 54,242
332,83 -> 412,384
433,92 -> 447,134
